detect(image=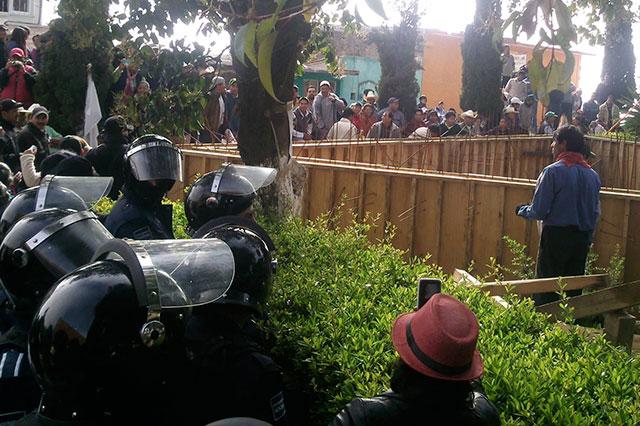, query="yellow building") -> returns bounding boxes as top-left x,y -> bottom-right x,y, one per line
421,30 -> 583,113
